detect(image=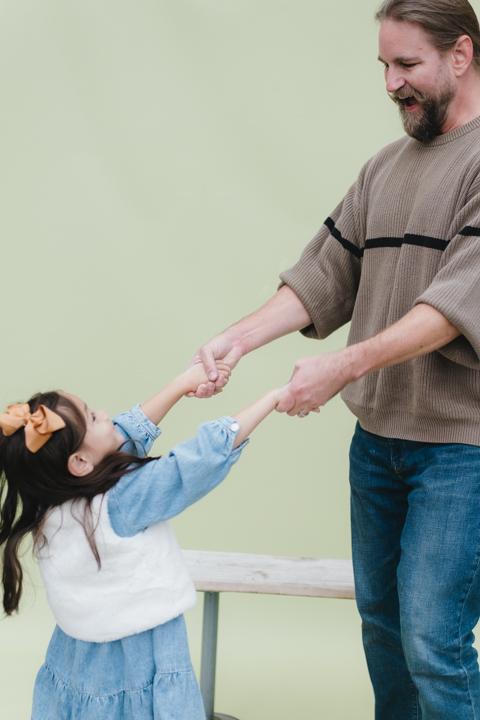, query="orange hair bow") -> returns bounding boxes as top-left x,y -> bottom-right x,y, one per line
0,403 -> 66,453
